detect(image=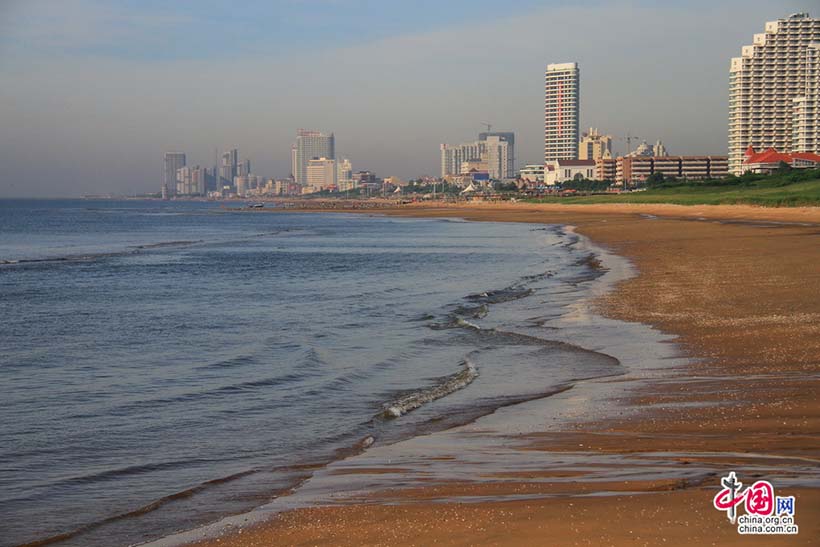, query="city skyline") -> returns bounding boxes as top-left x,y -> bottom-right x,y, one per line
0,0 -> 817,197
